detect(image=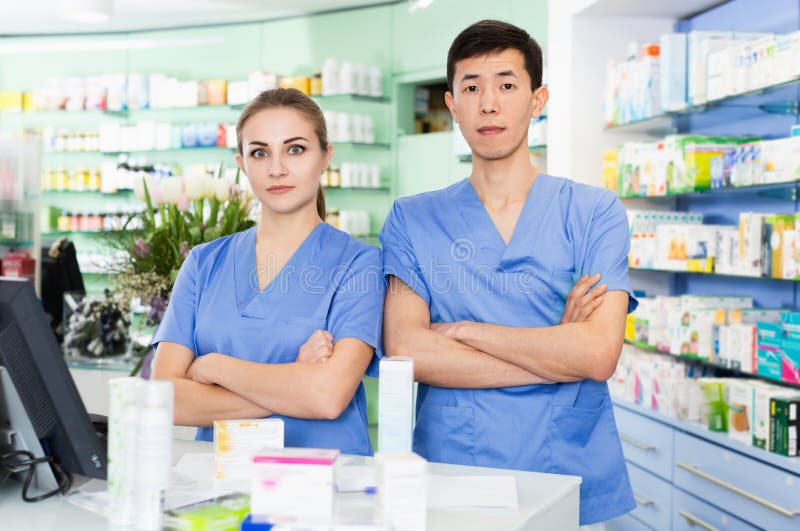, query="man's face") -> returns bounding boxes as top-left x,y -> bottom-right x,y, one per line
445,48 -> 547,162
